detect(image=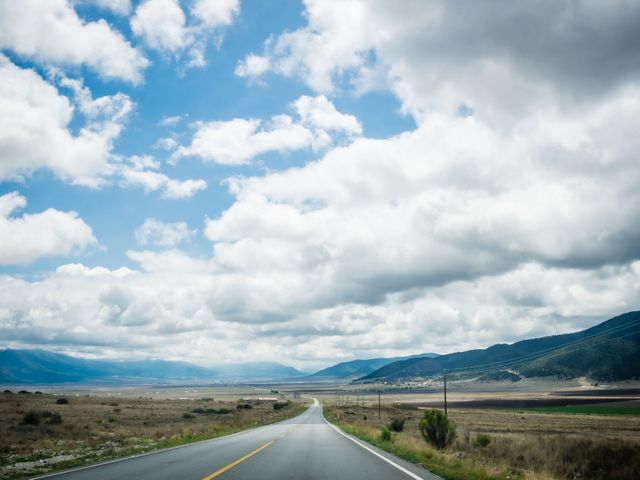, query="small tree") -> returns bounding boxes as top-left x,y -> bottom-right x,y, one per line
389,418 -> 405,432
473,433 -> 491,448
380,427 -> 392,442
23,411 -> 40,425
419,409 -> 456,449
